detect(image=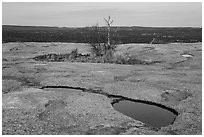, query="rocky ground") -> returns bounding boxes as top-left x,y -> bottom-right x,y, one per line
2,42 -> 202,135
